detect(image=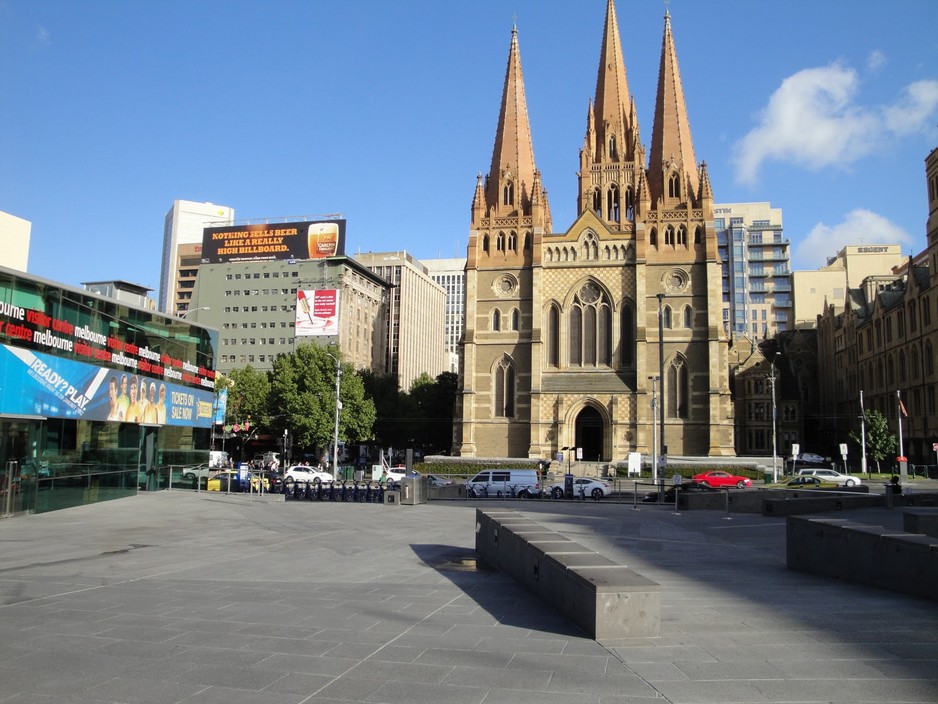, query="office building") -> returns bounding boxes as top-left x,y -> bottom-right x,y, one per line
189,219 -> 389,375
354,251 -> 447,390
792,244 -> 905,329
456,2 -> 734,461
0,211 -> 31,272
82,280 -> 157,311
160,200 -> 234,315
424,257 -> 466,374
713,202 -> 791,339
